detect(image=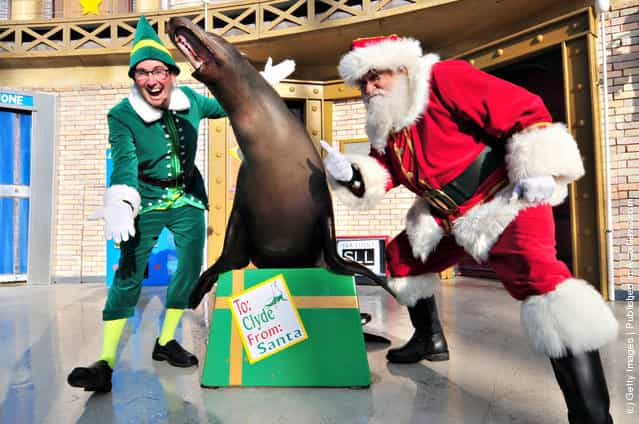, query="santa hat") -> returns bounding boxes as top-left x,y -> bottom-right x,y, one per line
338,35 -> 425,86
338,35 -> 439,146
128,16 -> 180,78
